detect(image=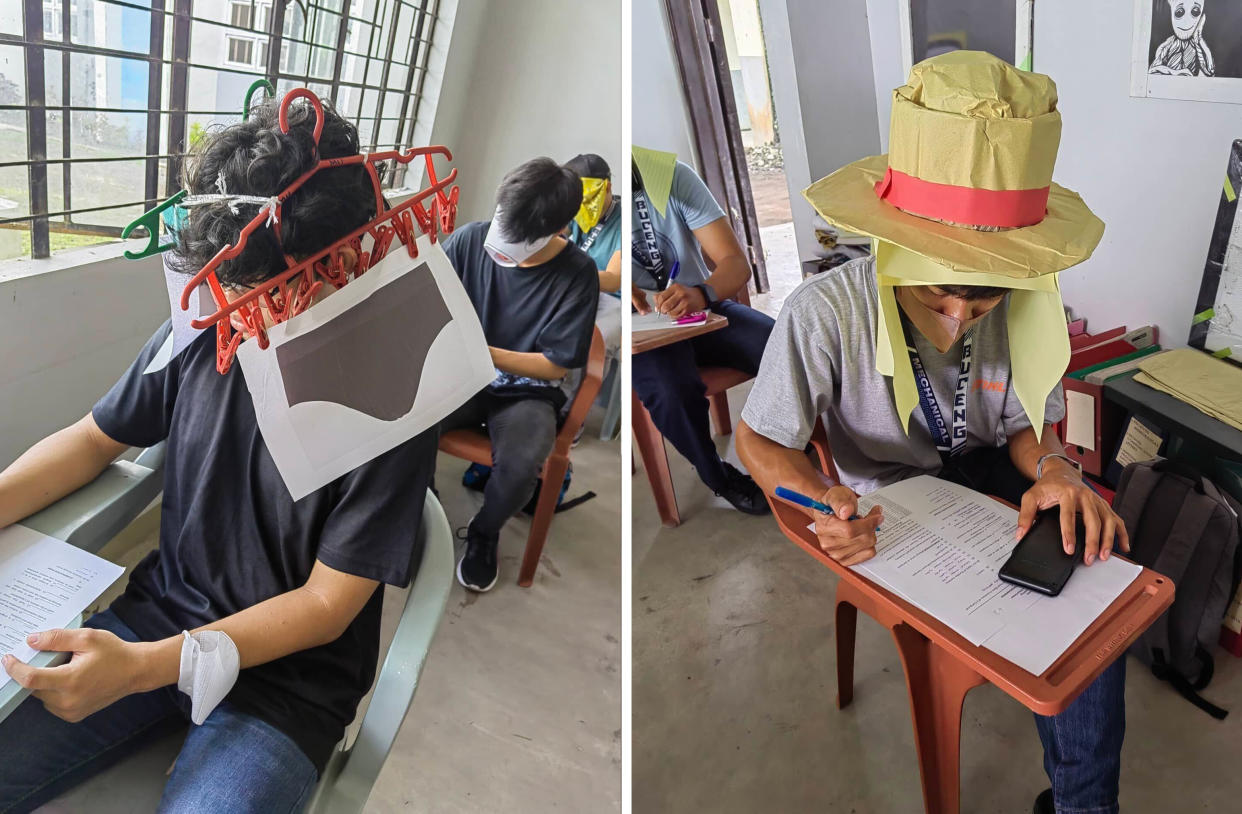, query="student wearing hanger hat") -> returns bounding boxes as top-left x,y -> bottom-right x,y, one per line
737,52 -> 1130,814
